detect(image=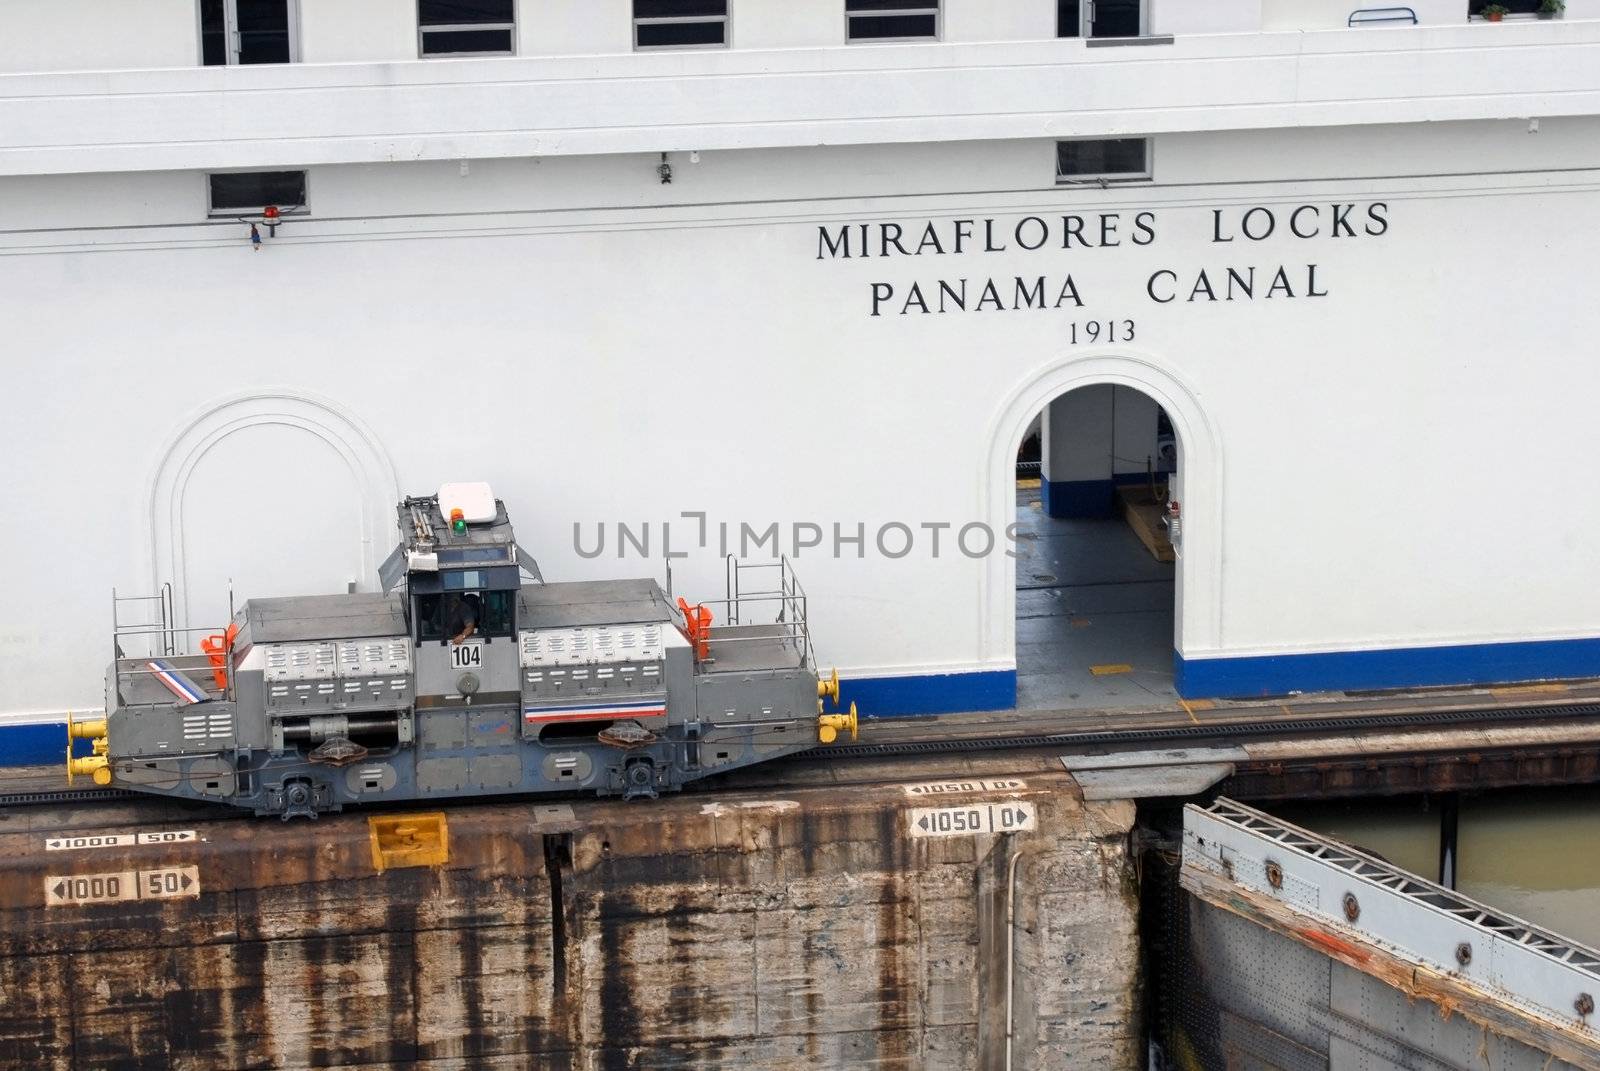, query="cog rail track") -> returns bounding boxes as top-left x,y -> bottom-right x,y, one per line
3,699 -> 1596,811
814,699 -> 1600,761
